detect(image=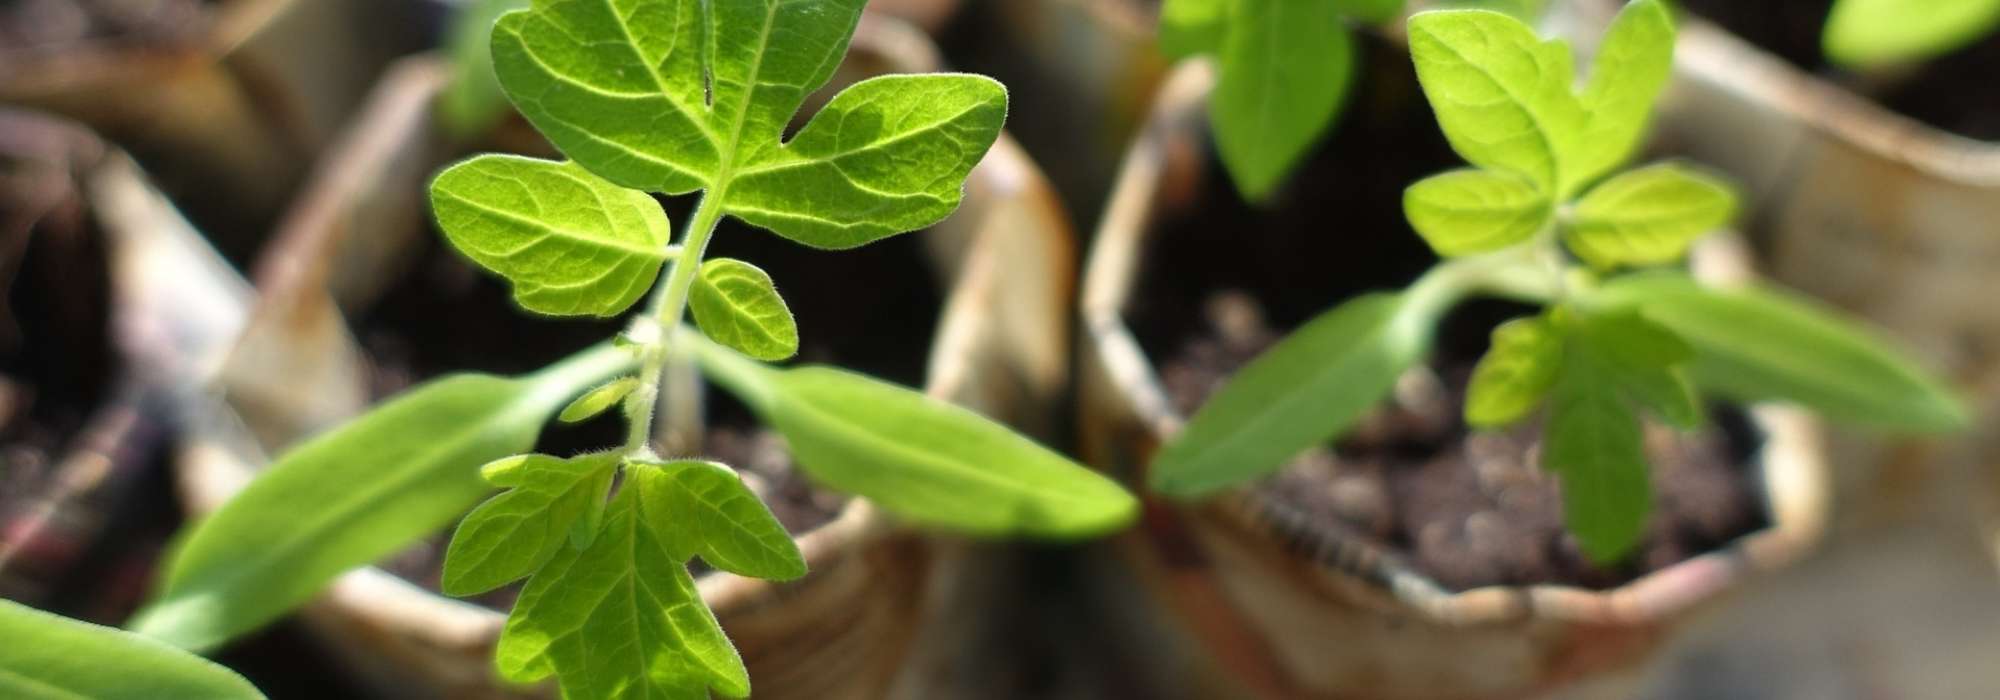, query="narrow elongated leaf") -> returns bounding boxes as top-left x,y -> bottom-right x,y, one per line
0,600 -> 264,700
128,345 -> 632,651
494,1 -> 1003,249
1595,272 -> 1967,432
1825,0 -> 2000,67
441,453 -> 617,596
727,74 -> 1008,249
1159,0 -> 1228,58
1152,292 -> 1442,498
689,258 -> 798,361
431,156 -> 672,316
634,460 -> 806,580
1466,316 -> 1562,427
692,338 -> 1136,538
1566,163 -> 1736,269
1404,168 -> 1552,256
558,376 -> 640,423
1543,360 -> 1651,564
1407,8 -> 1584,192
1337,0 -> 1408,24
497,487 -> 748,699
1212,0 -> 1354,201
1571,0 -> 1674,193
